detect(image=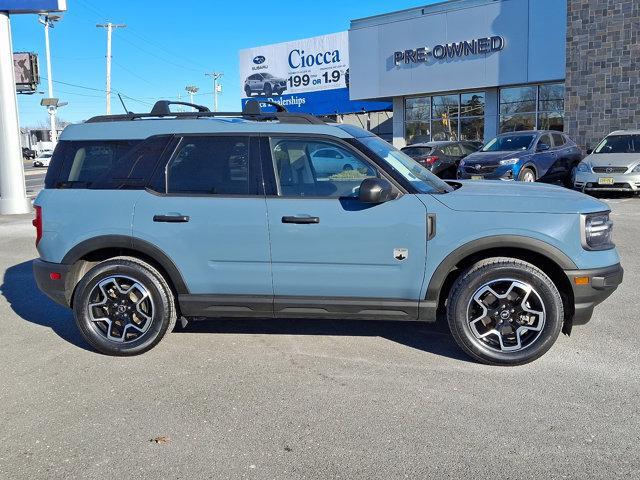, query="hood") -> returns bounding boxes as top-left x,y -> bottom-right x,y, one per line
584,153 -> 640,168
434,181 -> 609,214
463,151 -> 529,164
